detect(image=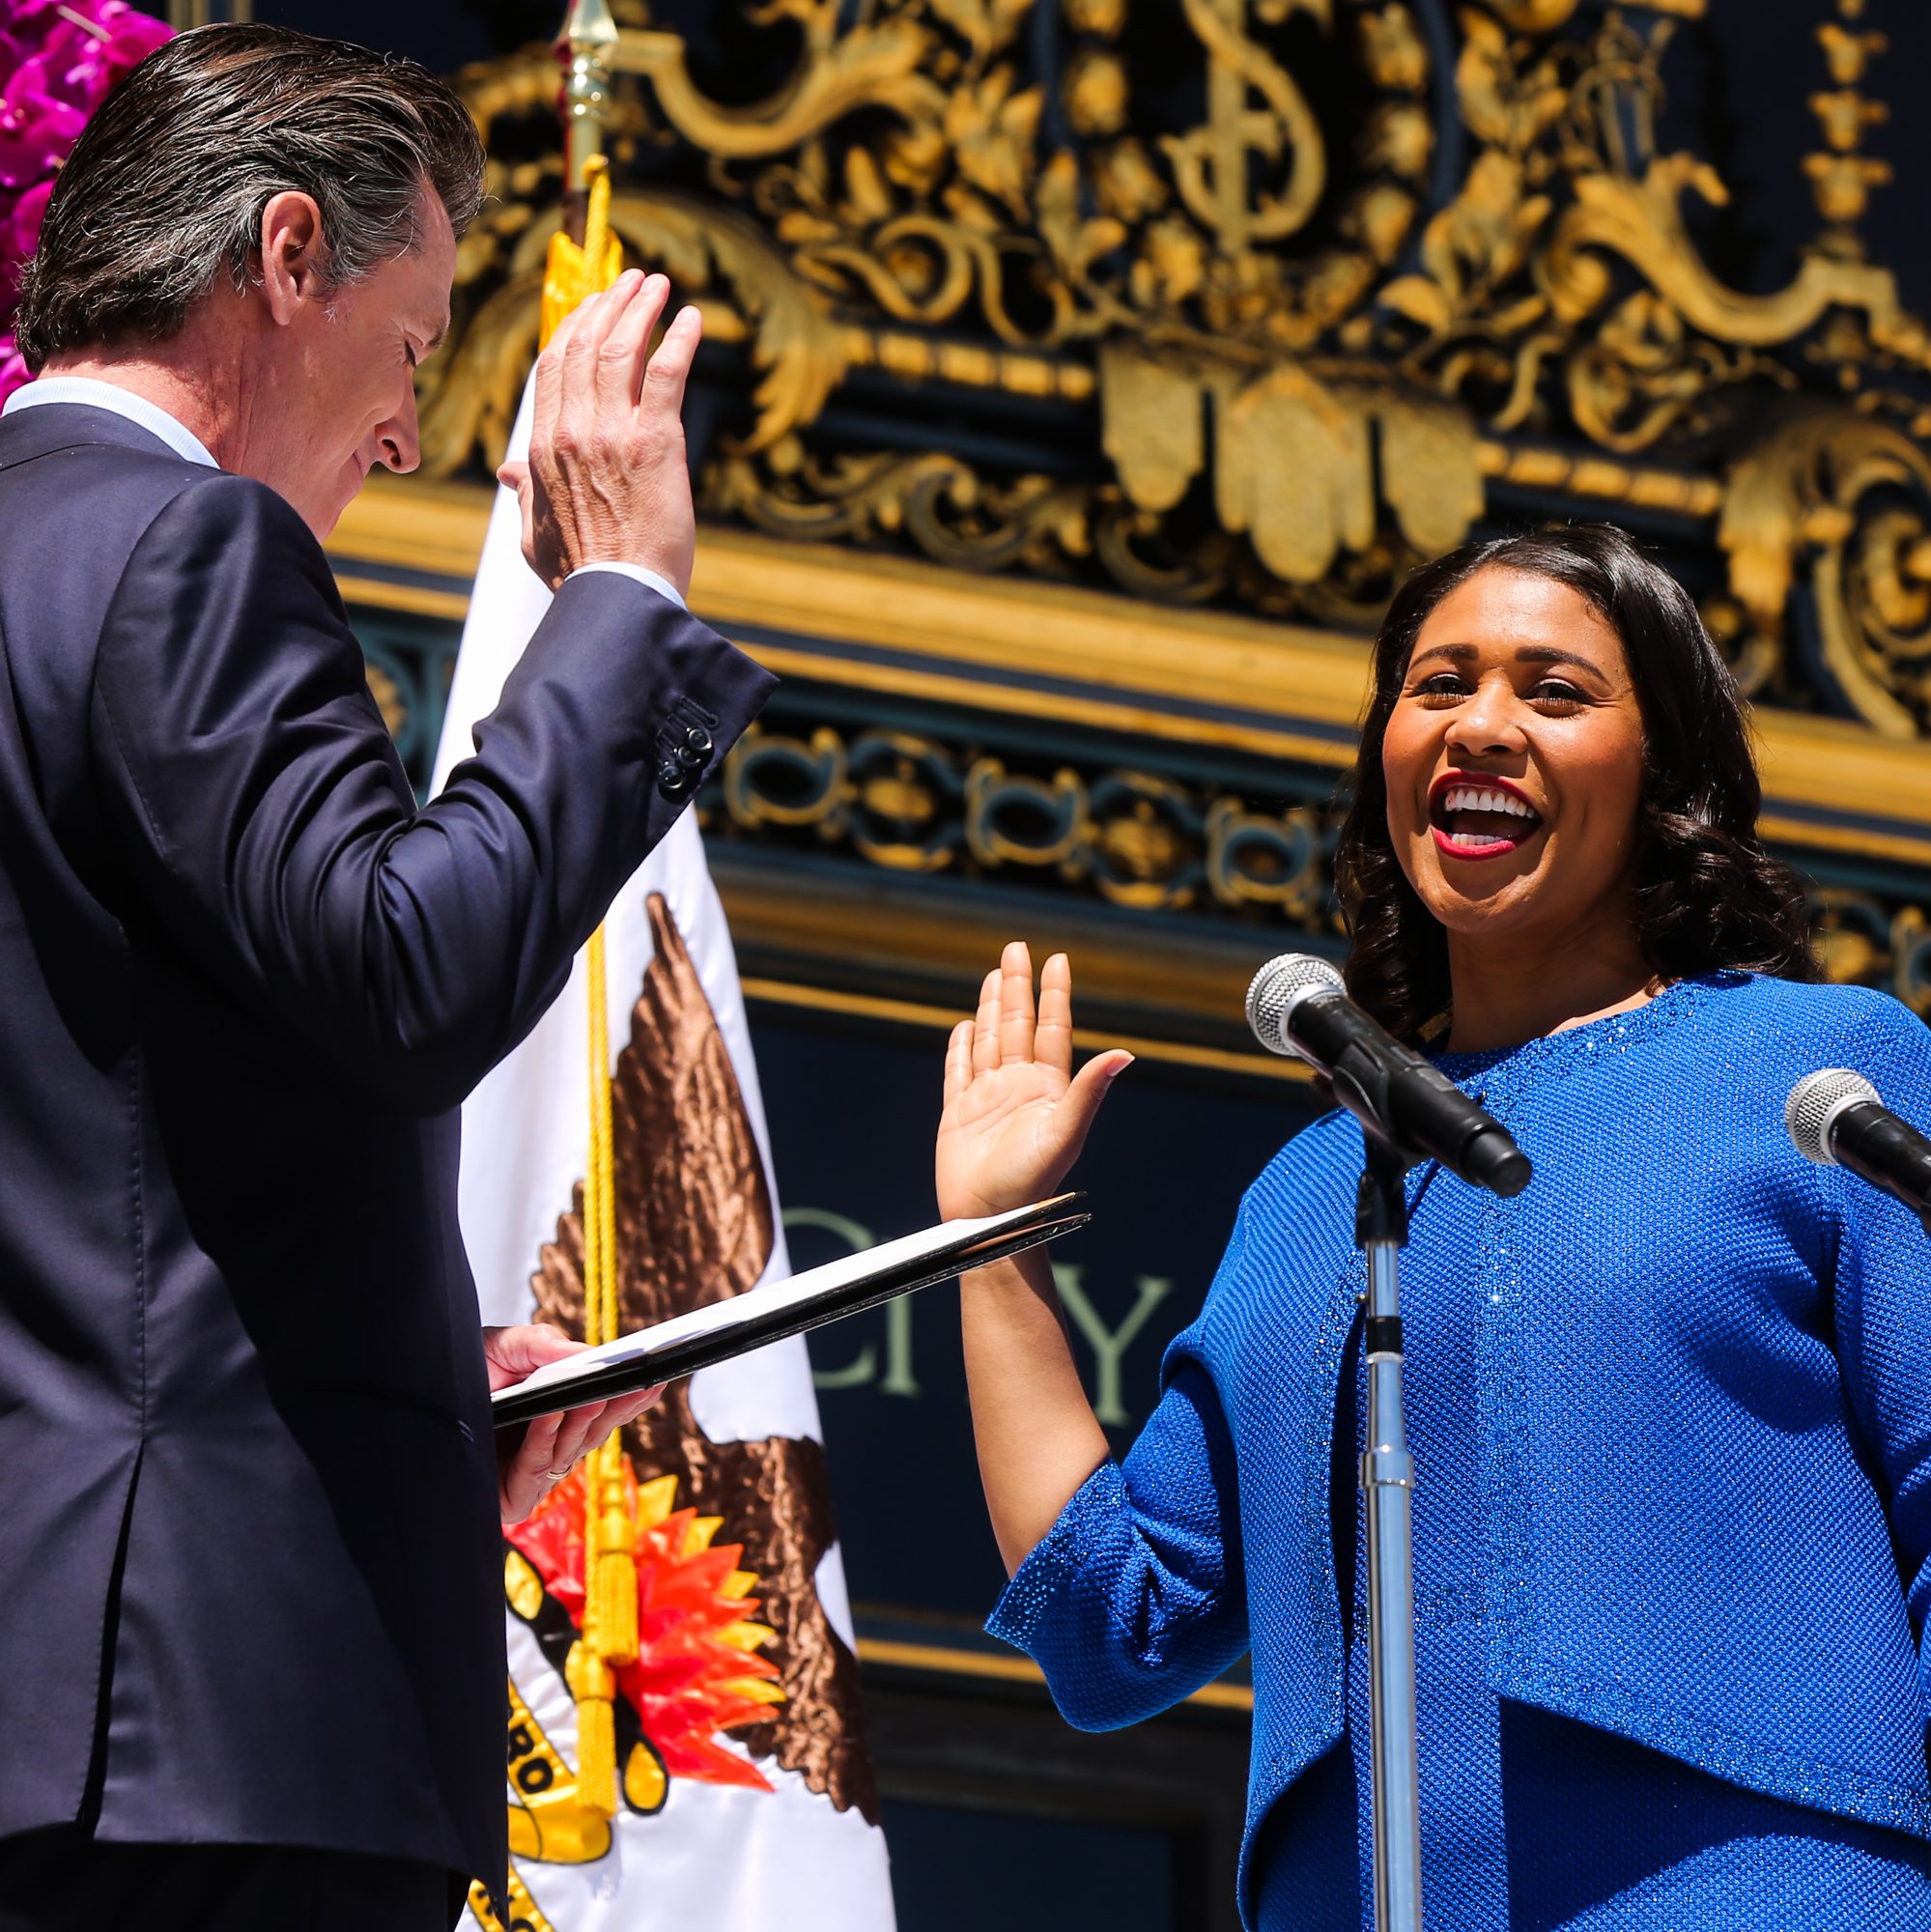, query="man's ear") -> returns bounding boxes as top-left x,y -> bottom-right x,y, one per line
257,190 -> 328,326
